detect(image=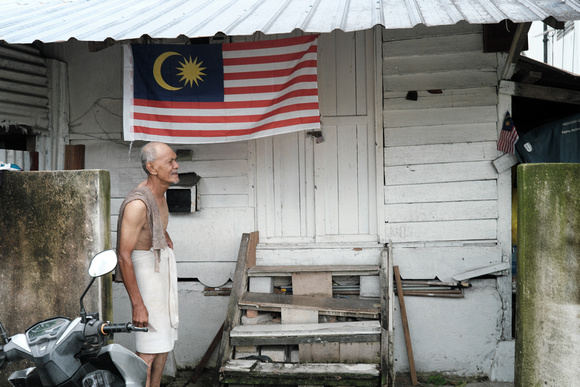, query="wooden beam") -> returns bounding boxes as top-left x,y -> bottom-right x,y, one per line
64,144 -> 85,170
500,22 -> 532,80
238,291 -> 380,318
379,247 -> 393,387
213,231 -> 258,387
499,80 -> 580,105
452,262 -> 511,281
394,266 -> 417,386
247,264 -> 380,277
